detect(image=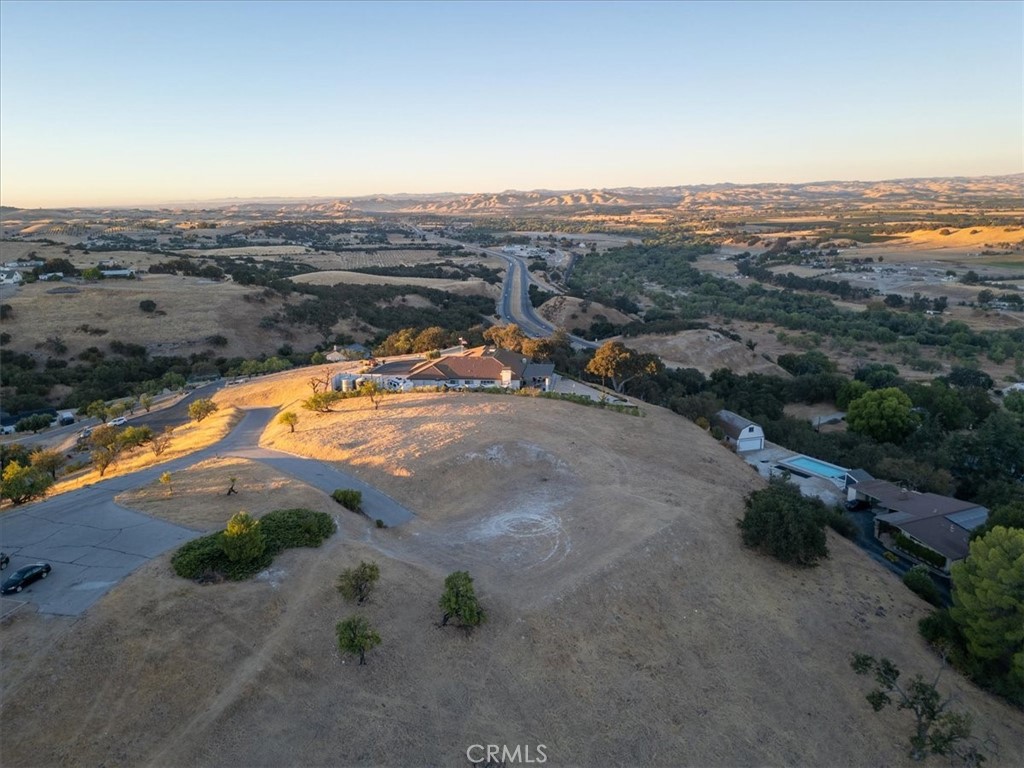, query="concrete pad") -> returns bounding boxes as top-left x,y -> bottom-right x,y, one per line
32,524 -> 118,548
0,516 -> 65,548
56,505 -> 153,530
22,545 -> 102,564
75,549 -> 148,569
